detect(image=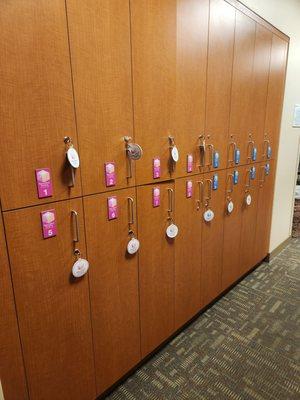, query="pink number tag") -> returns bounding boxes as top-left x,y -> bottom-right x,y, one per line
186,180 -> 193,198
153,187 -> 160,207
41,209 -> 57,239
107,196 -> 118,220
35,168 -> 53,199
104,162 -> 116,187
153,157 -> 161,179
187,154 -> 193,173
